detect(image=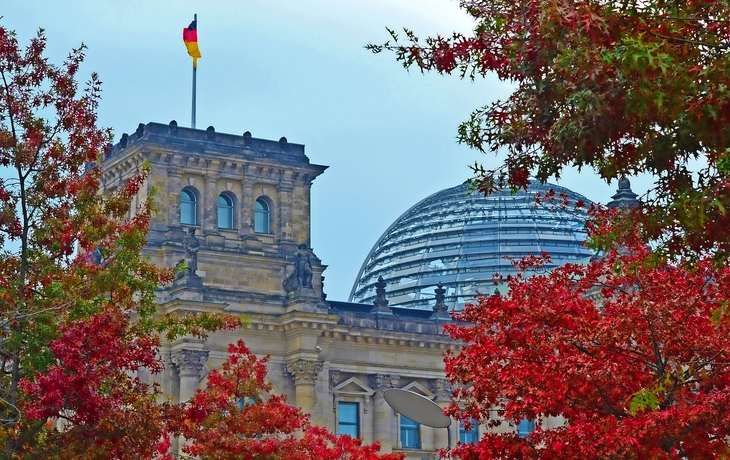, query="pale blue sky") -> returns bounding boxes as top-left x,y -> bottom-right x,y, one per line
4,0 -> 649,301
